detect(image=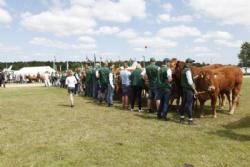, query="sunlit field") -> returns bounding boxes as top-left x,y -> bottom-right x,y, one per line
0,79 -> 249,167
